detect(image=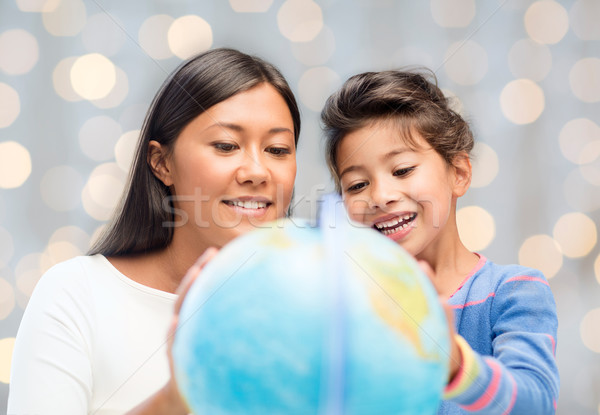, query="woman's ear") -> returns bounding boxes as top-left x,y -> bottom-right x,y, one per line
148,140 -> 173,186
451,152 -> 472,197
